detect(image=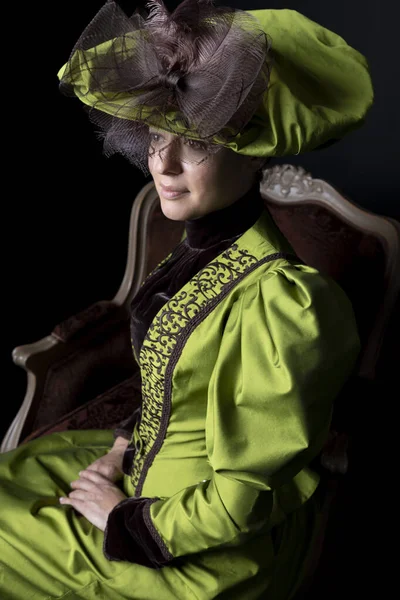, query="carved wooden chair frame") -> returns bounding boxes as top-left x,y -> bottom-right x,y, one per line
260,164 -> 400,381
